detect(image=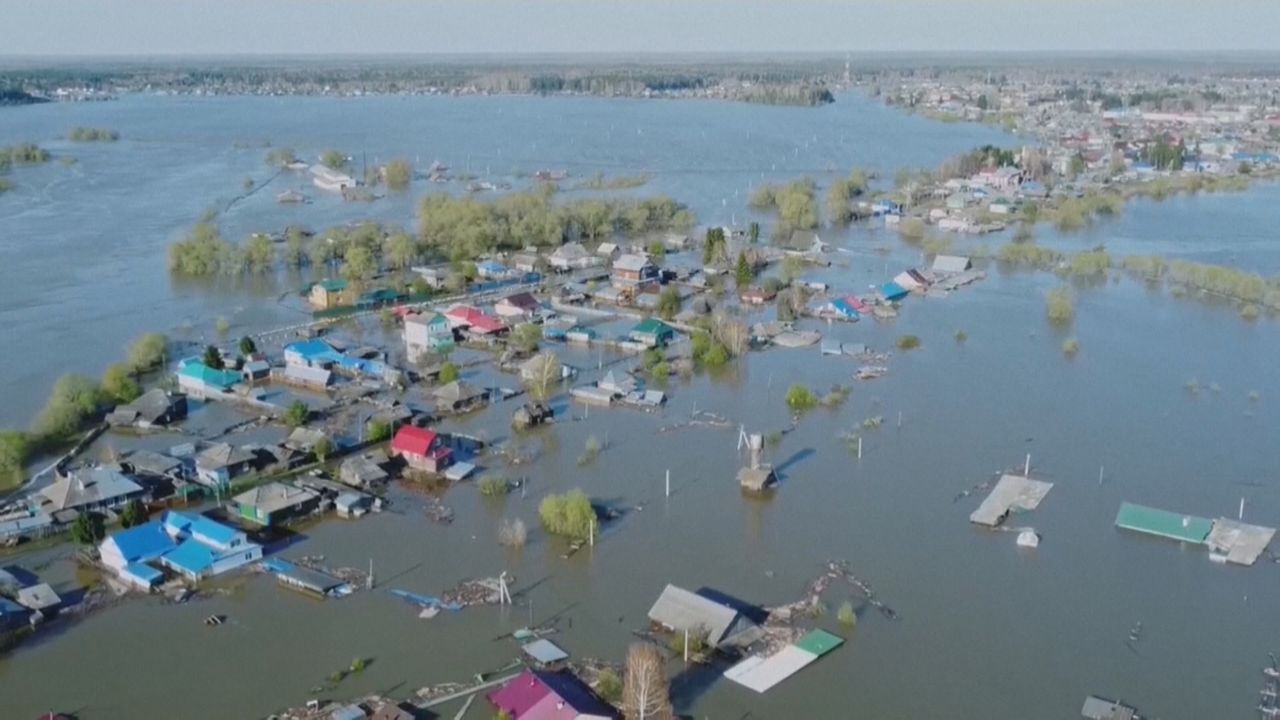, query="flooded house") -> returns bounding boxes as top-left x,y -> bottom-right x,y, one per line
433,381 -> 490,414
310,165 -> 355,194
339,450 -> 392,488
549,242 -> 600,271
931,254 -> 973,274
176,358 -> 241,399
39,467 -> 147,516
611,253 -> 659,289
194,443 -> 258,488
476,259 -> 513,280
280,363 -> 333,390
740,286 -> 777,305
494,291 -> 543,320
488,669 -> 620,720
647,584 -> 763,649
595,241 -> 621,261
98,511 -> 262,589
105,389 -> 188,429
411,264 -> 450,290
390,426 -> 453,474
628,318 -> 676,348
512,402 -> 555,429
443,304 -> 508,338
231,482 -> 322,527
404,312 -> 455,363
309,279 -> 352,310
